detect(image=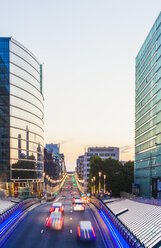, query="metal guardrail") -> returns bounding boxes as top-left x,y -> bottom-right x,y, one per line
91,197 -> 145,248
0,198 -> 40,235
